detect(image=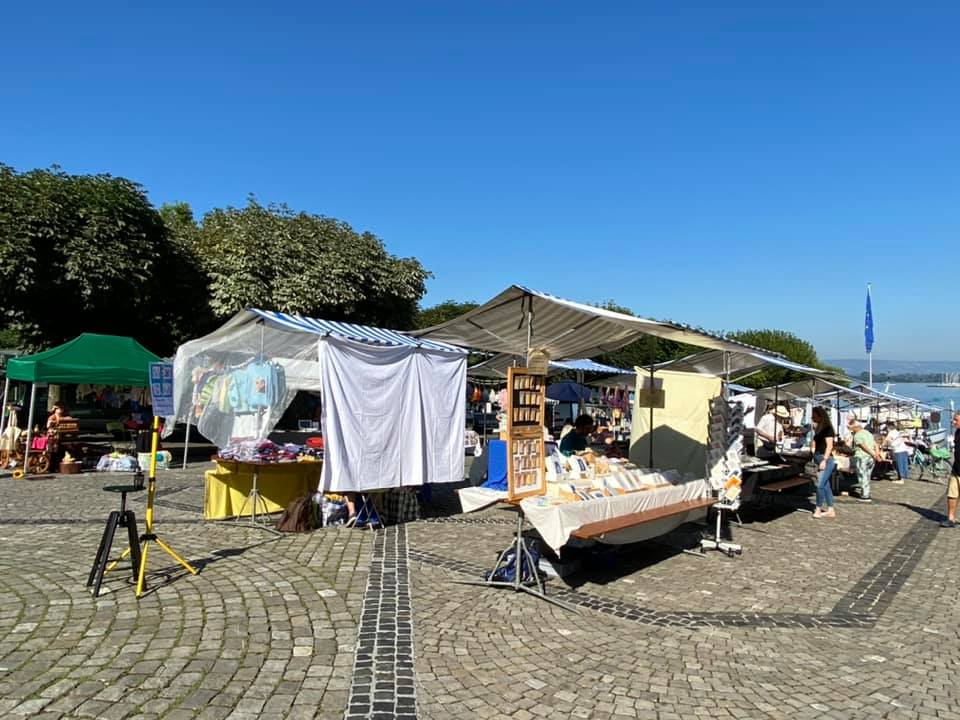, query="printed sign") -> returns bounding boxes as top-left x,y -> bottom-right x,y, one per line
149,362 -> 175,417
